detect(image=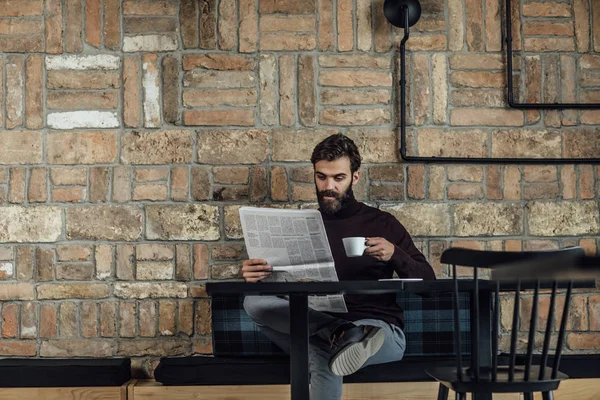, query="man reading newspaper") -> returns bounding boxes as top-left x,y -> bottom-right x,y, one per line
242,134 -> 436,400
